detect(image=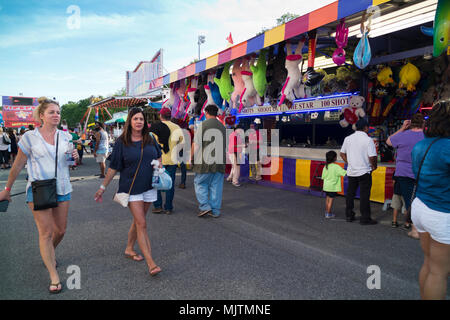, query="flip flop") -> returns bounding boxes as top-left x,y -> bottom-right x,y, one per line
49,283 -> 62,294
150,266 -> 162,277
125,254 -> 144,262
